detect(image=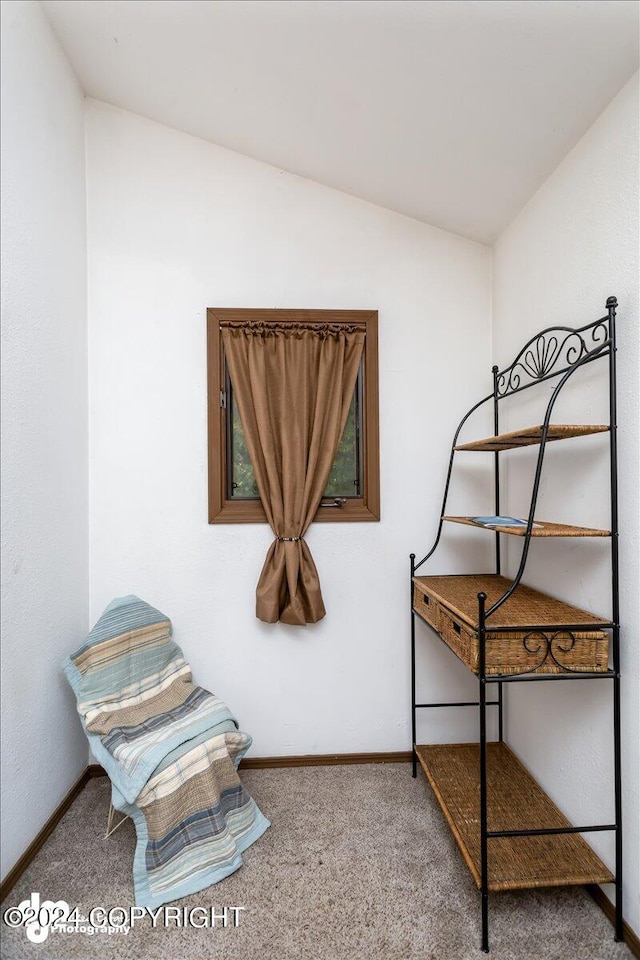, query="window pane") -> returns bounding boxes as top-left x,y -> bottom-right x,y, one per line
323,389 -> 360,498
228,377 -> 361,500
229,392 -> 260,498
